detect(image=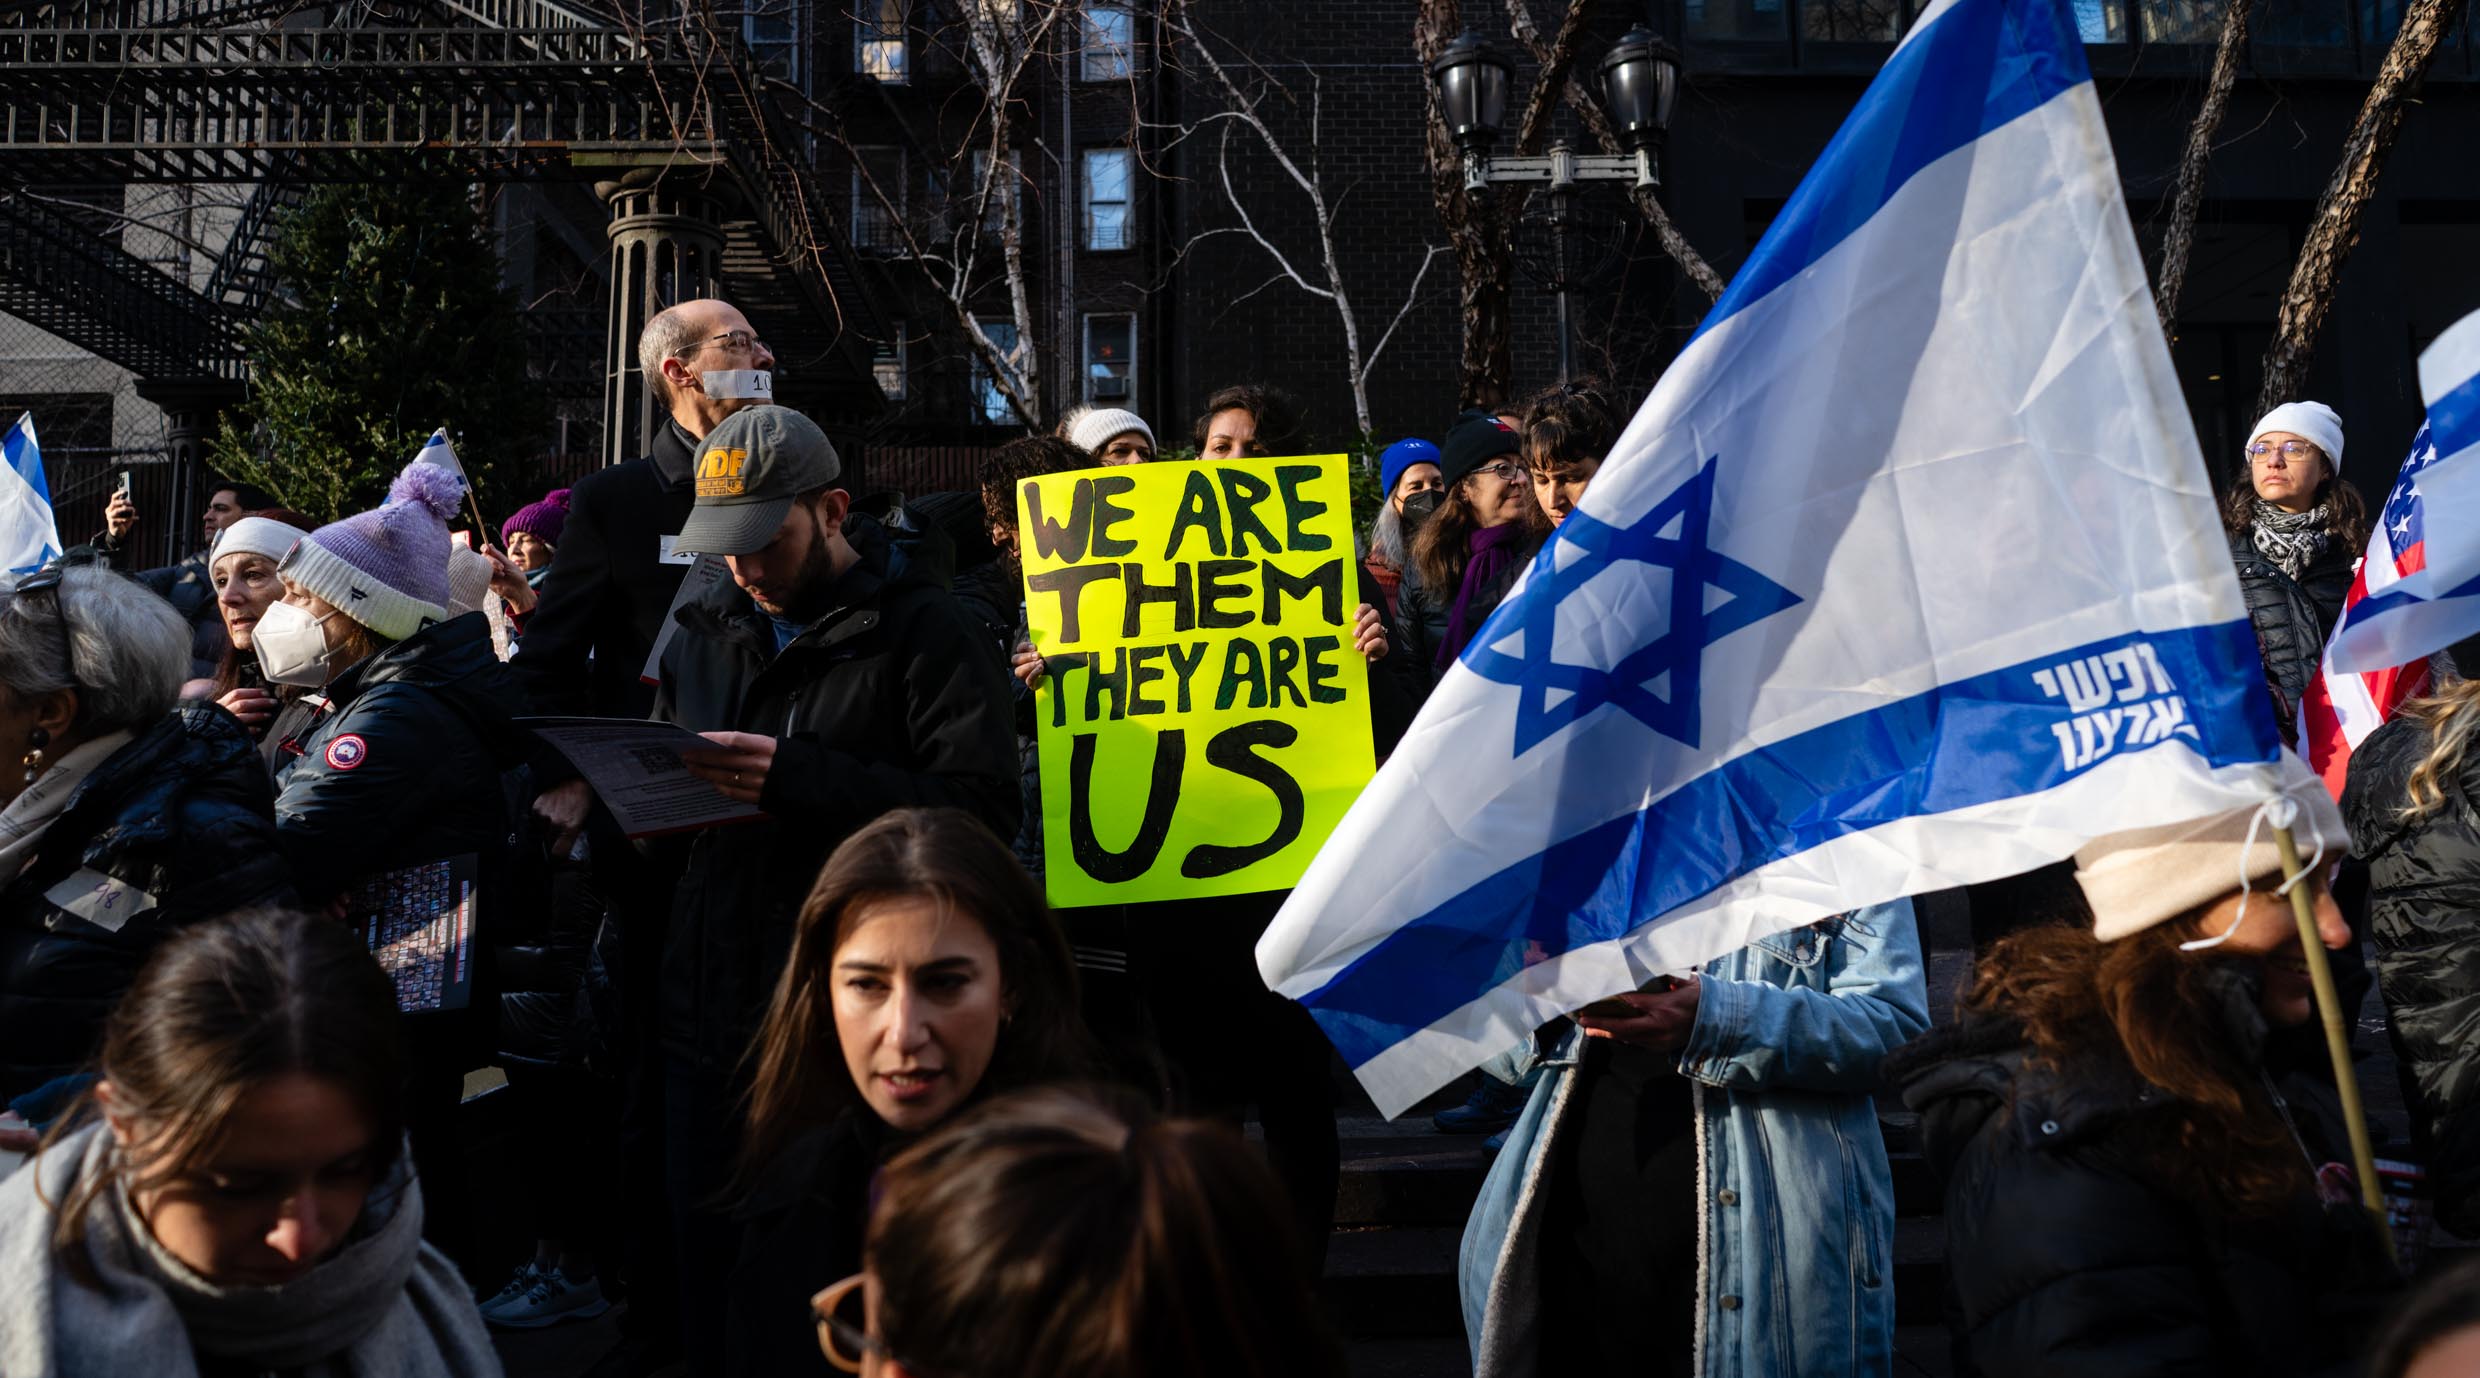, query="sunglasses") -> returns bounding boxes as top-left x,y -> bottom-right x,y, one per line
11,567 -> 77,683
